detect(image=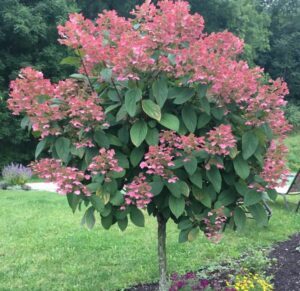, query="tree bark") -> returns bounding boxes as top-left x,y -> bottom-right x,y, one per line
157,212 -> 168,291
